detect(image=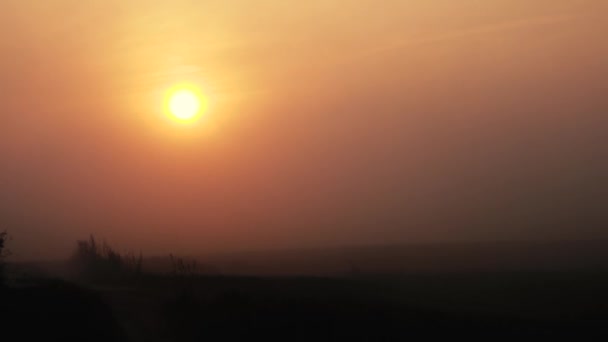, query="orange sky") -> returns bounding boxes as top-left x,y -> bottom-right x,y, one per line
1,0 -> 607,260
